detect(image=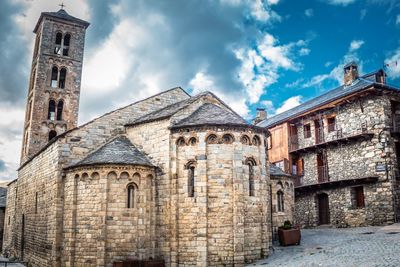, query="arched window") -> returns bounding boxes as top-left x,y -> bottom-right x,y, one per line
176,137 -> 186,147
206,134 -> 218,144
246,158 -> 257,196
63,34 -> 71,56
277,190 -> 284,212
48,130 -> 57,141
56,100 -> 63,121
252,135 -> 261,146
188,165 -> 195,197
127,183 -> 137,208
222,134 -> 234,144
59,68 -> 66,89
51,66 -> 58,87
54,32 -> 62,55
188,137 -> 197,146
48,100 -> 56,120
241,135 -> 250,145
